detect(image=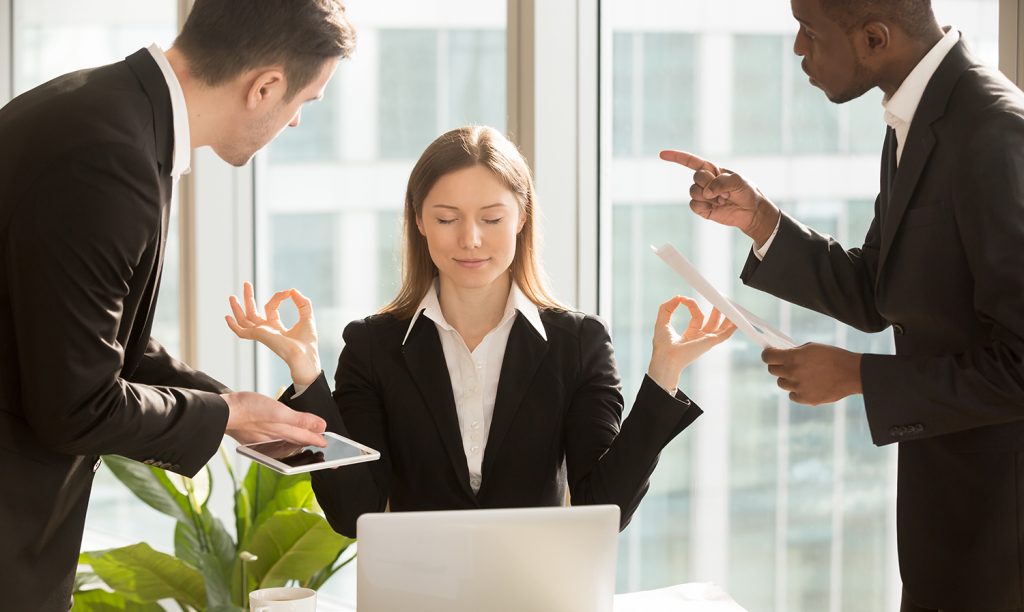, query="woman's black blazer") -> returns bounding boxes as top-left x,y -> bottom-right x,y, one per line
284,309 -> 703,537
